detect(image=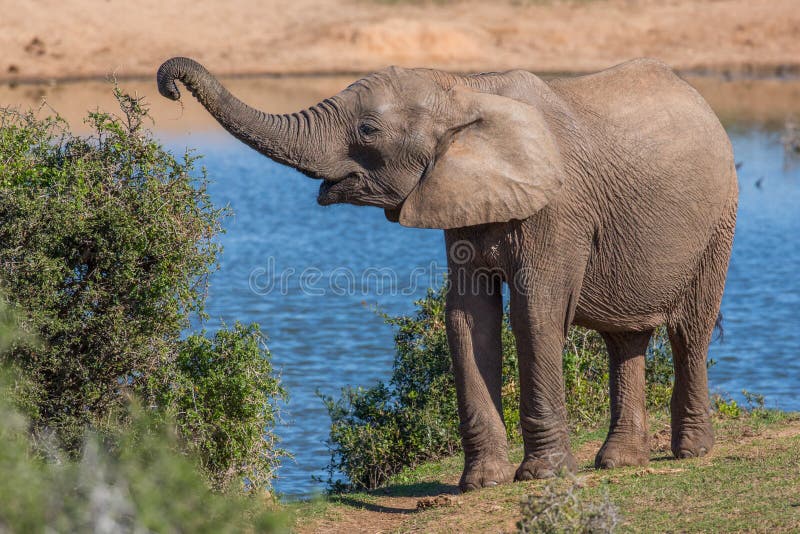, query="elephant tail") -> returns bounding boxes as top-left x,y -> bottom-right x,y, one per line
712,312 -> 724,343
